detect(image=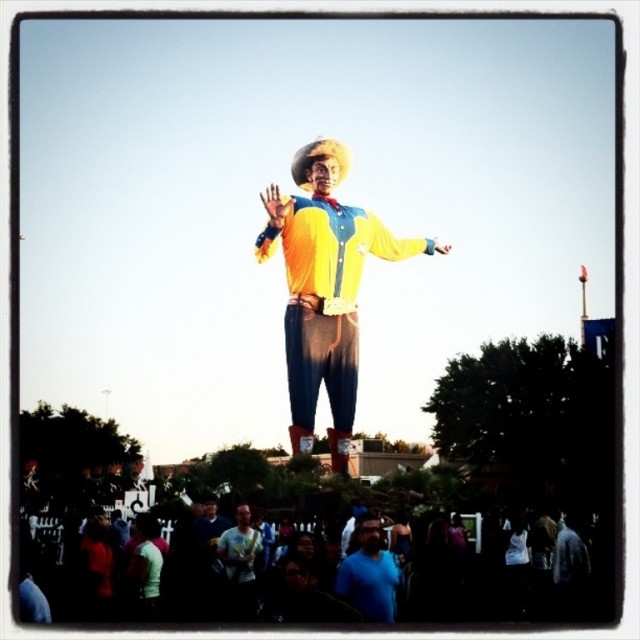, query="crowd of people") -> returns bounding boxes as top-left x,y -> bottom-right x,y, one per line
18,496 -> 607,628
498,504 -> 596,623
